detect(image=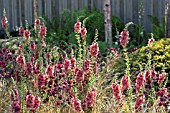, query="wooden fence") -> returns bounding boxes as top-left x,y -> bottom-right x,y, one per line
0,0 -> 166,32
